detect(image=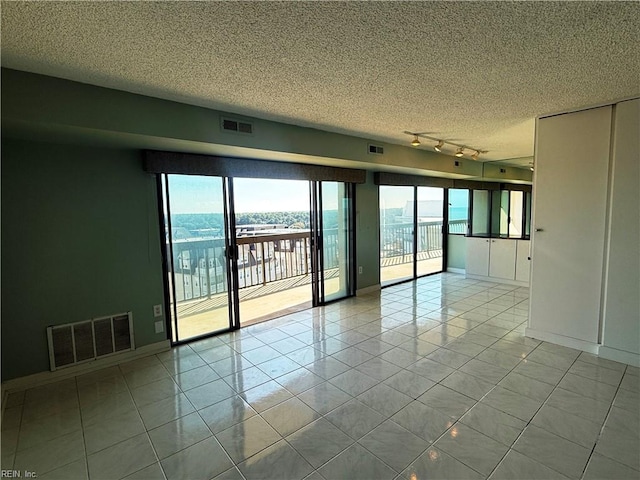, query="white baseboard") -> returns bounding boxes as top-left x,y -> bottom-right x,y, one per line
356,284 -> 381,296
466,274 -> 529,287
524,327 -> 600,354
598,346 -> 640,367
447,268 -> 465,274
1,340 -> 171,395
